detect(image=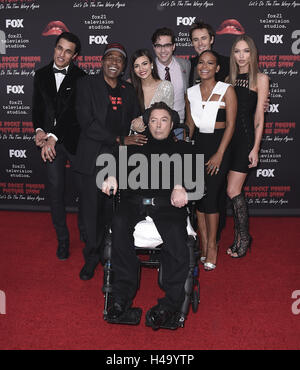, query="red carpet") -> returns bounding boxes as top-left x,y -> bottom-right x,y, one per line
0,211 -> 299,350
